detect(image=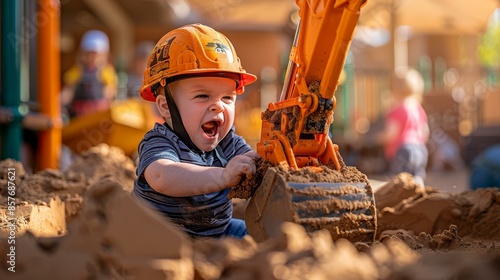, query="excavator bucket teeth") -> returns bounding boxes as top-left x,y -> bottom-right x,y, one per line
245,167 -> 377,243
